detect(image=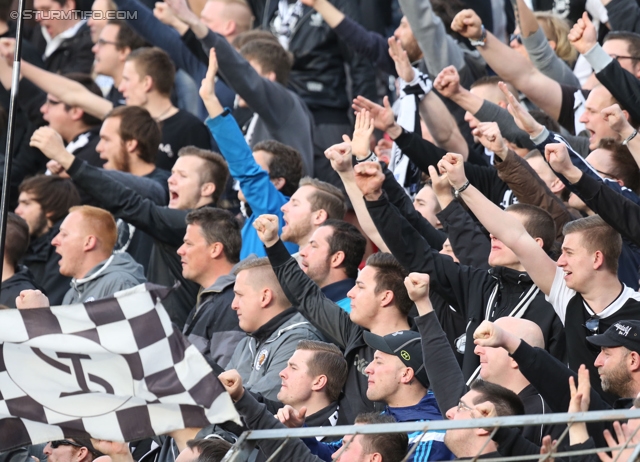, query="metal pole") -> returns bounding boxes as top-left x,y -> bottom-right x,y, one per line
0,0 -> 26,292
